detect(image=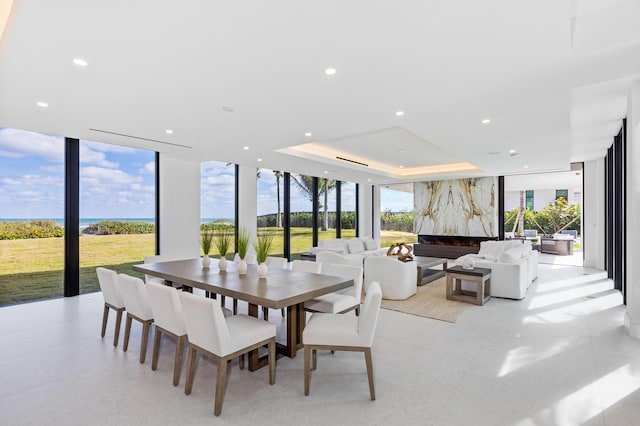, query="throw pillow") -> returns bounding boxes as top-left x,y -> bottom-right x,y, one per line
346,238 -> 365,254
498,247 -> 521,264
363,237 -> 378,251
